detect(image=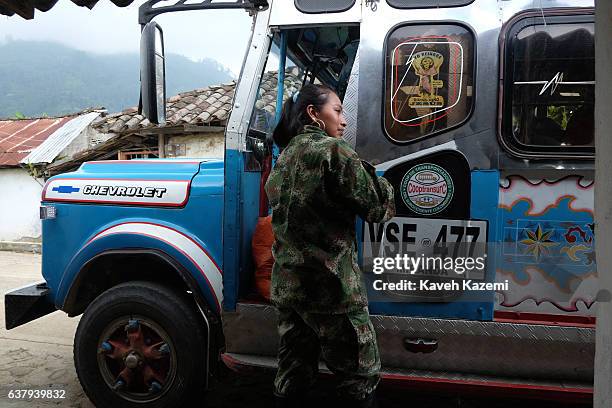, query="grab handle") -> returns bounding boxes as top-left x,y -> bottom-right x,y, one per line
403,338 -> 438,354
